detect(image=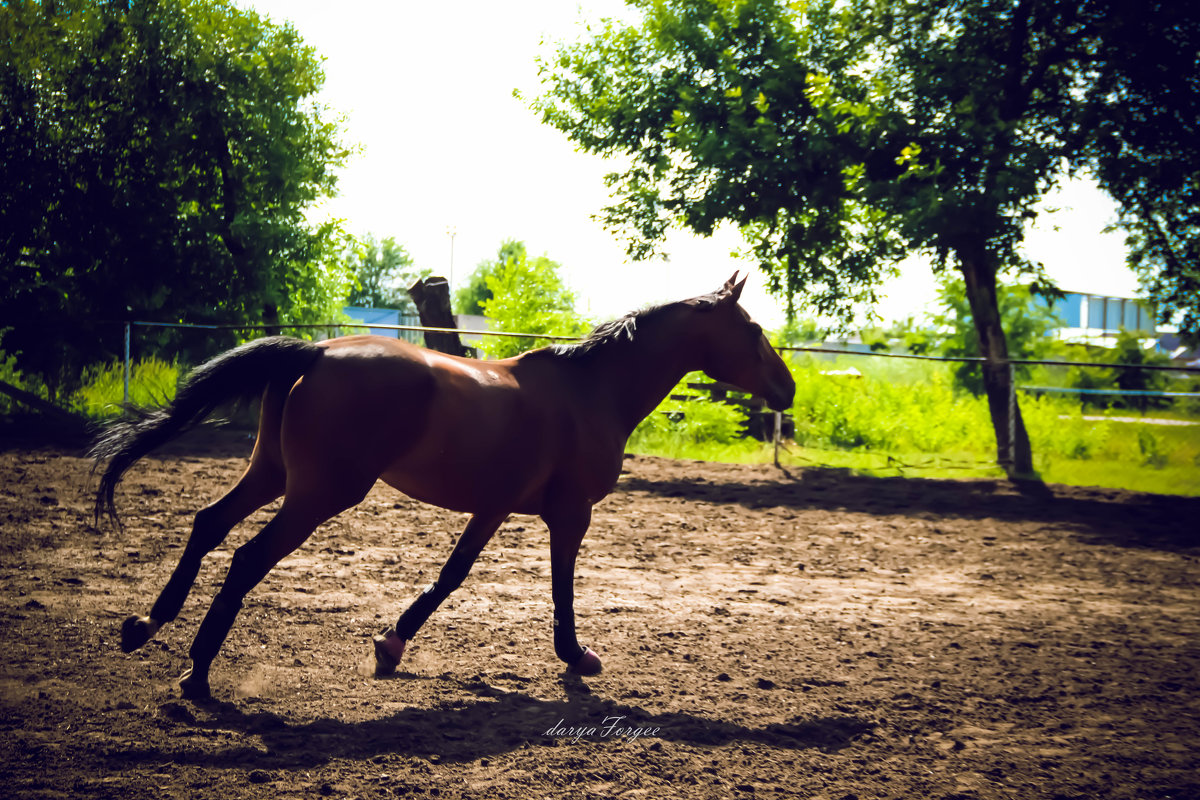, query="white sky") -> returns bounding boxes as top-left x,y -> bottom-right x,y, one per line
244,0 -> 1142,330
